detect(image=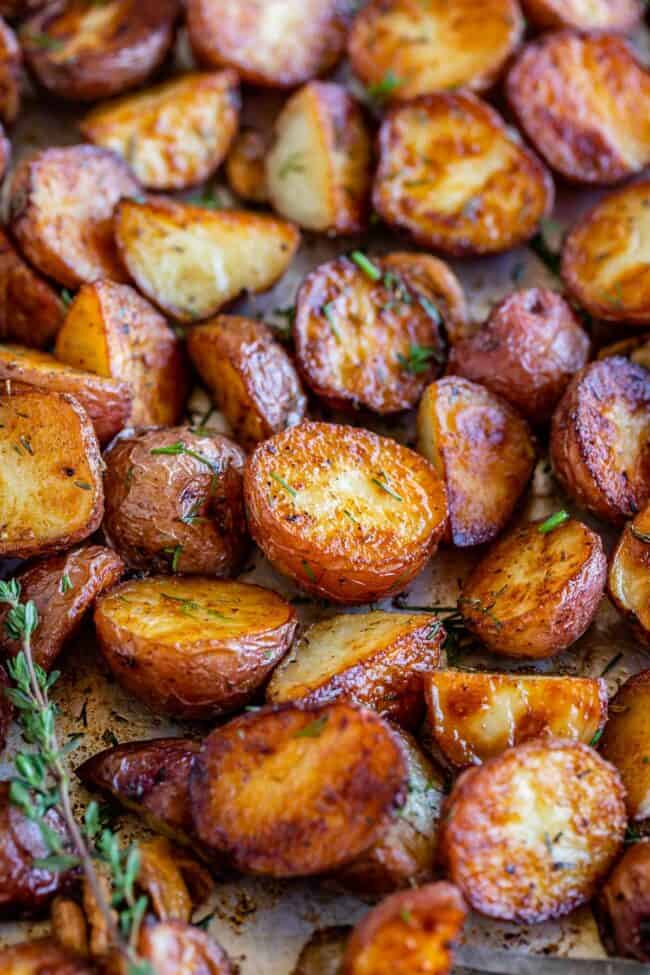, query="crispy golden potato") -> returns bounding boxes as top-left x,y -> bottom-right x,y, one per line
459,517 -> 607,658
0,390 -> 103,559
598,839 -> 650,962
600,670 -> 650,824
9,146 -> 139,288
550,357 -> 650,523
293,927 -> 350,975
342,882 -> 467,975
0,230 -> 65,349
190,702 -> 408,877
94,577 -> 297,720
609,504 -> 650,644
186,316 -> 307,449
115,197 -> 300,324
80,71 -> 240,192
187,0 -> 352,88
373,93 -> 553,257
417,377 -> 535,548
225,128 -> 268,204
0,17 -> 20,124
379,252 -> 469,344
0,940 -> 94,974
139,921 -> 234,975
266,82 -> 372,235
102,427 -> 248,577
54,281 -> 188,428
20,0 -> 178,102
244,421 -> 448,604
599,334 -> 650,371
521,0 -> 642,31
439,739 -> 626,923
448,289 -> 590,424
